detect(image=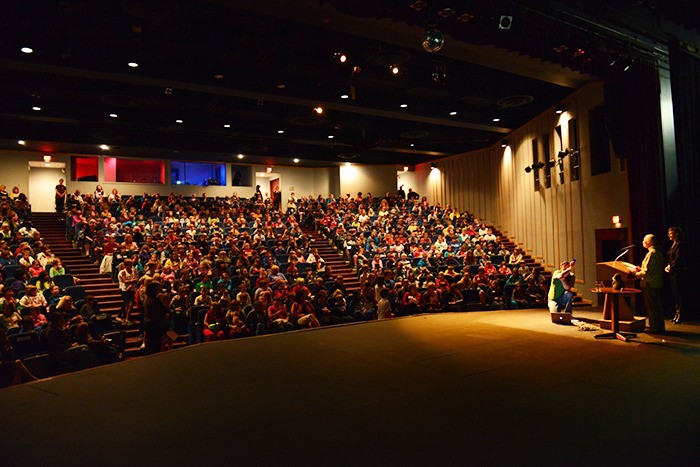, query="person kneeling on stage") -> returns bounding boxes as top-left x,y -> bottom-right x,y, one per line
548,260 -> 575,313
